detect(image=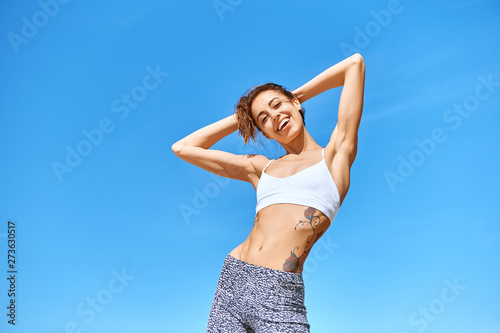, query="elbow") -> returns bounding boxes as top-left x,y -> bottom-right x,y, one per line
351,53 -> 364,66
348,53 -> 365,79
171,141 -> 184,156
350,54 -> 365,74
